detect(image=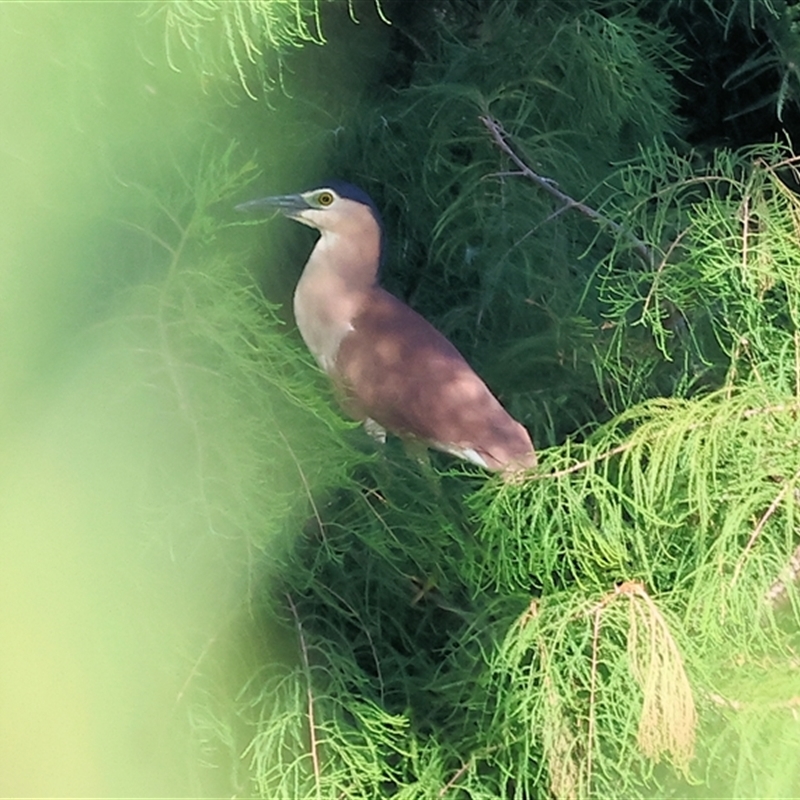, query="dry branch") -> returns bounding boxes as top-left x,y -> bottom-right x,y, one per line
480,115 -> 655,268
